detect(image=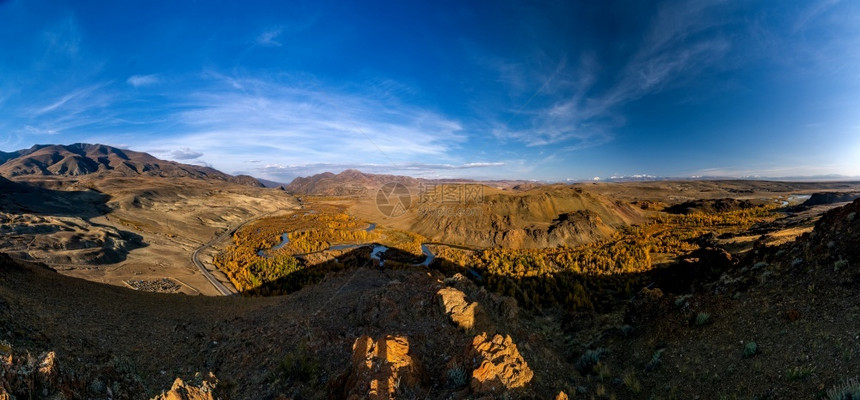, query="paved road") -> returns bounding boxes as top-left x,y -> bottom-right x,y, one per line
190,212 -> 283,296
190,227 -> 237,296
